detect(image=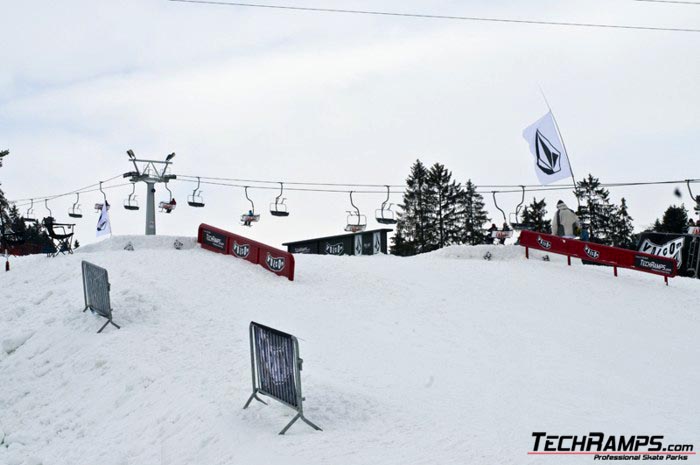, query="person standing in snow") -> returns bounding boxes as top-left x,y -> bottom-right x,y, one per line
551,200 -> 580,238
